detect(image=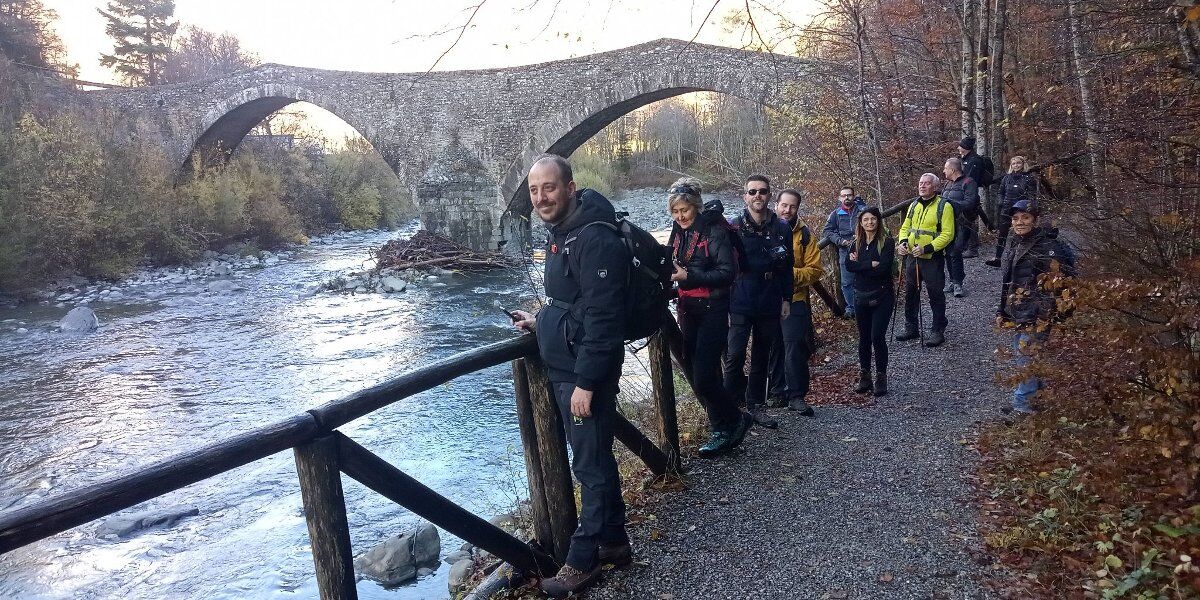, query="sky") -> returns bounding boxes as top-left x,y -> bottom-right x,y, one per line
45,0 -> 817,138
